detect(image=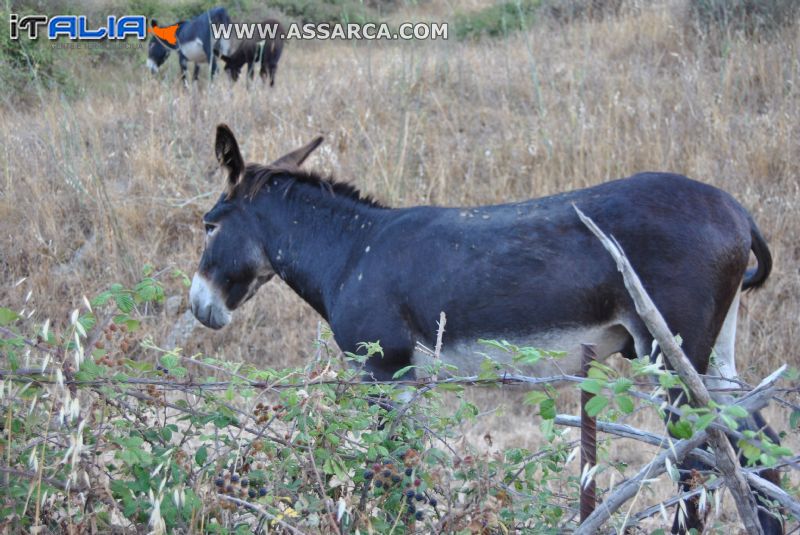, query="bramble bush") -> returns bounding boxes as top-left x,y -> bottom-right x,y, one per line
0,268 -> 796,533
0,270 -> 579,533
